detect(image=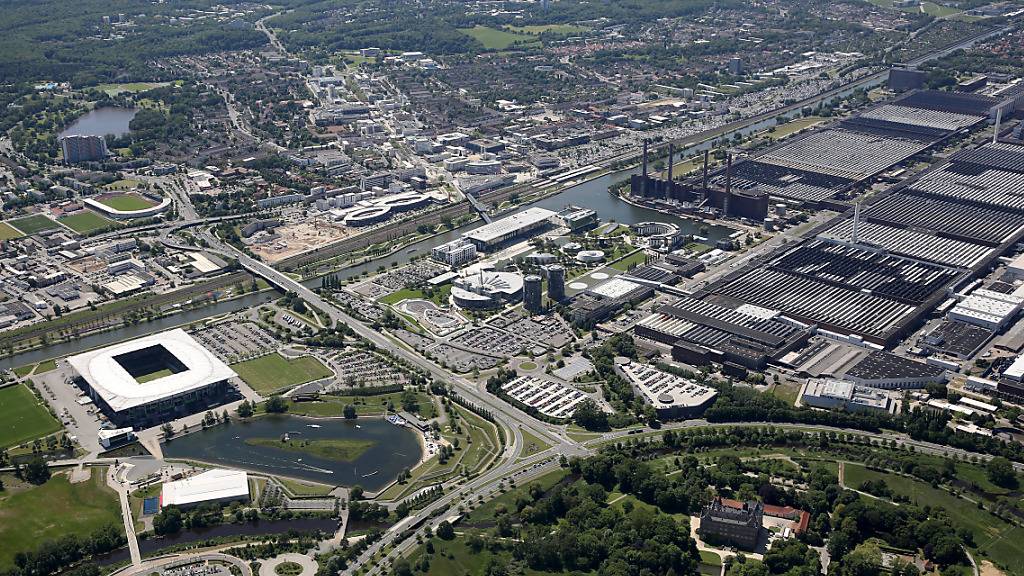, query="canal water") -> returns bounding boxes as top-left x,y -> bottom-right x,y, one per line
59,107 -> 138,138
0,291 -> 275,370
161,415 -> 423,491
93,517 -> 339,567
